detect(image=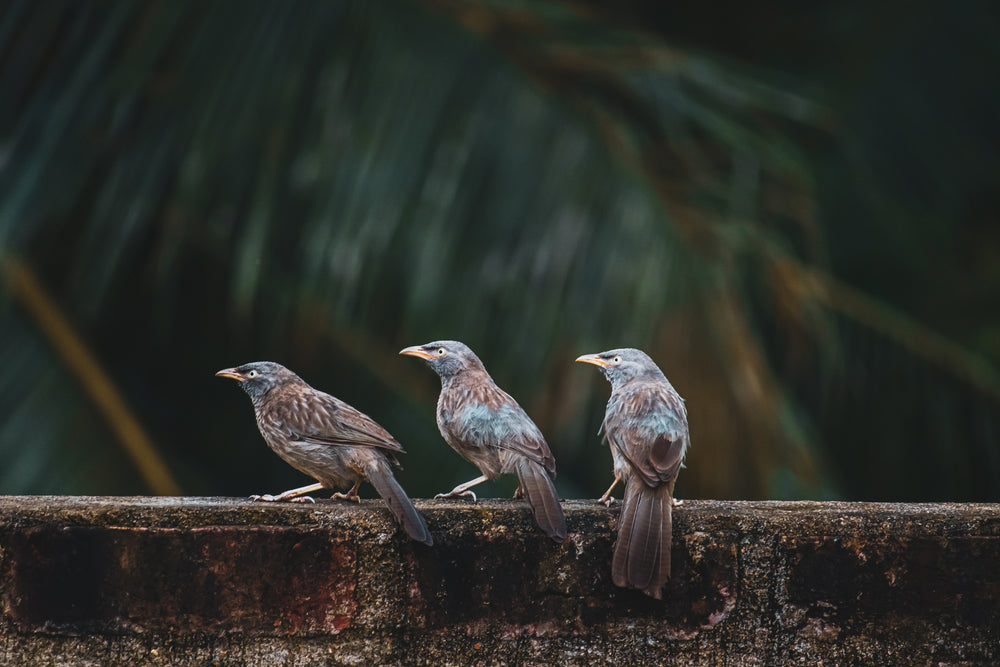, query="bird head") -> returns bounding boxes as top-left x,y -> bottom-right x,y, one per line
215,361 -> 300,401
575,348 -> 665,387
399,340 -> 485,379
